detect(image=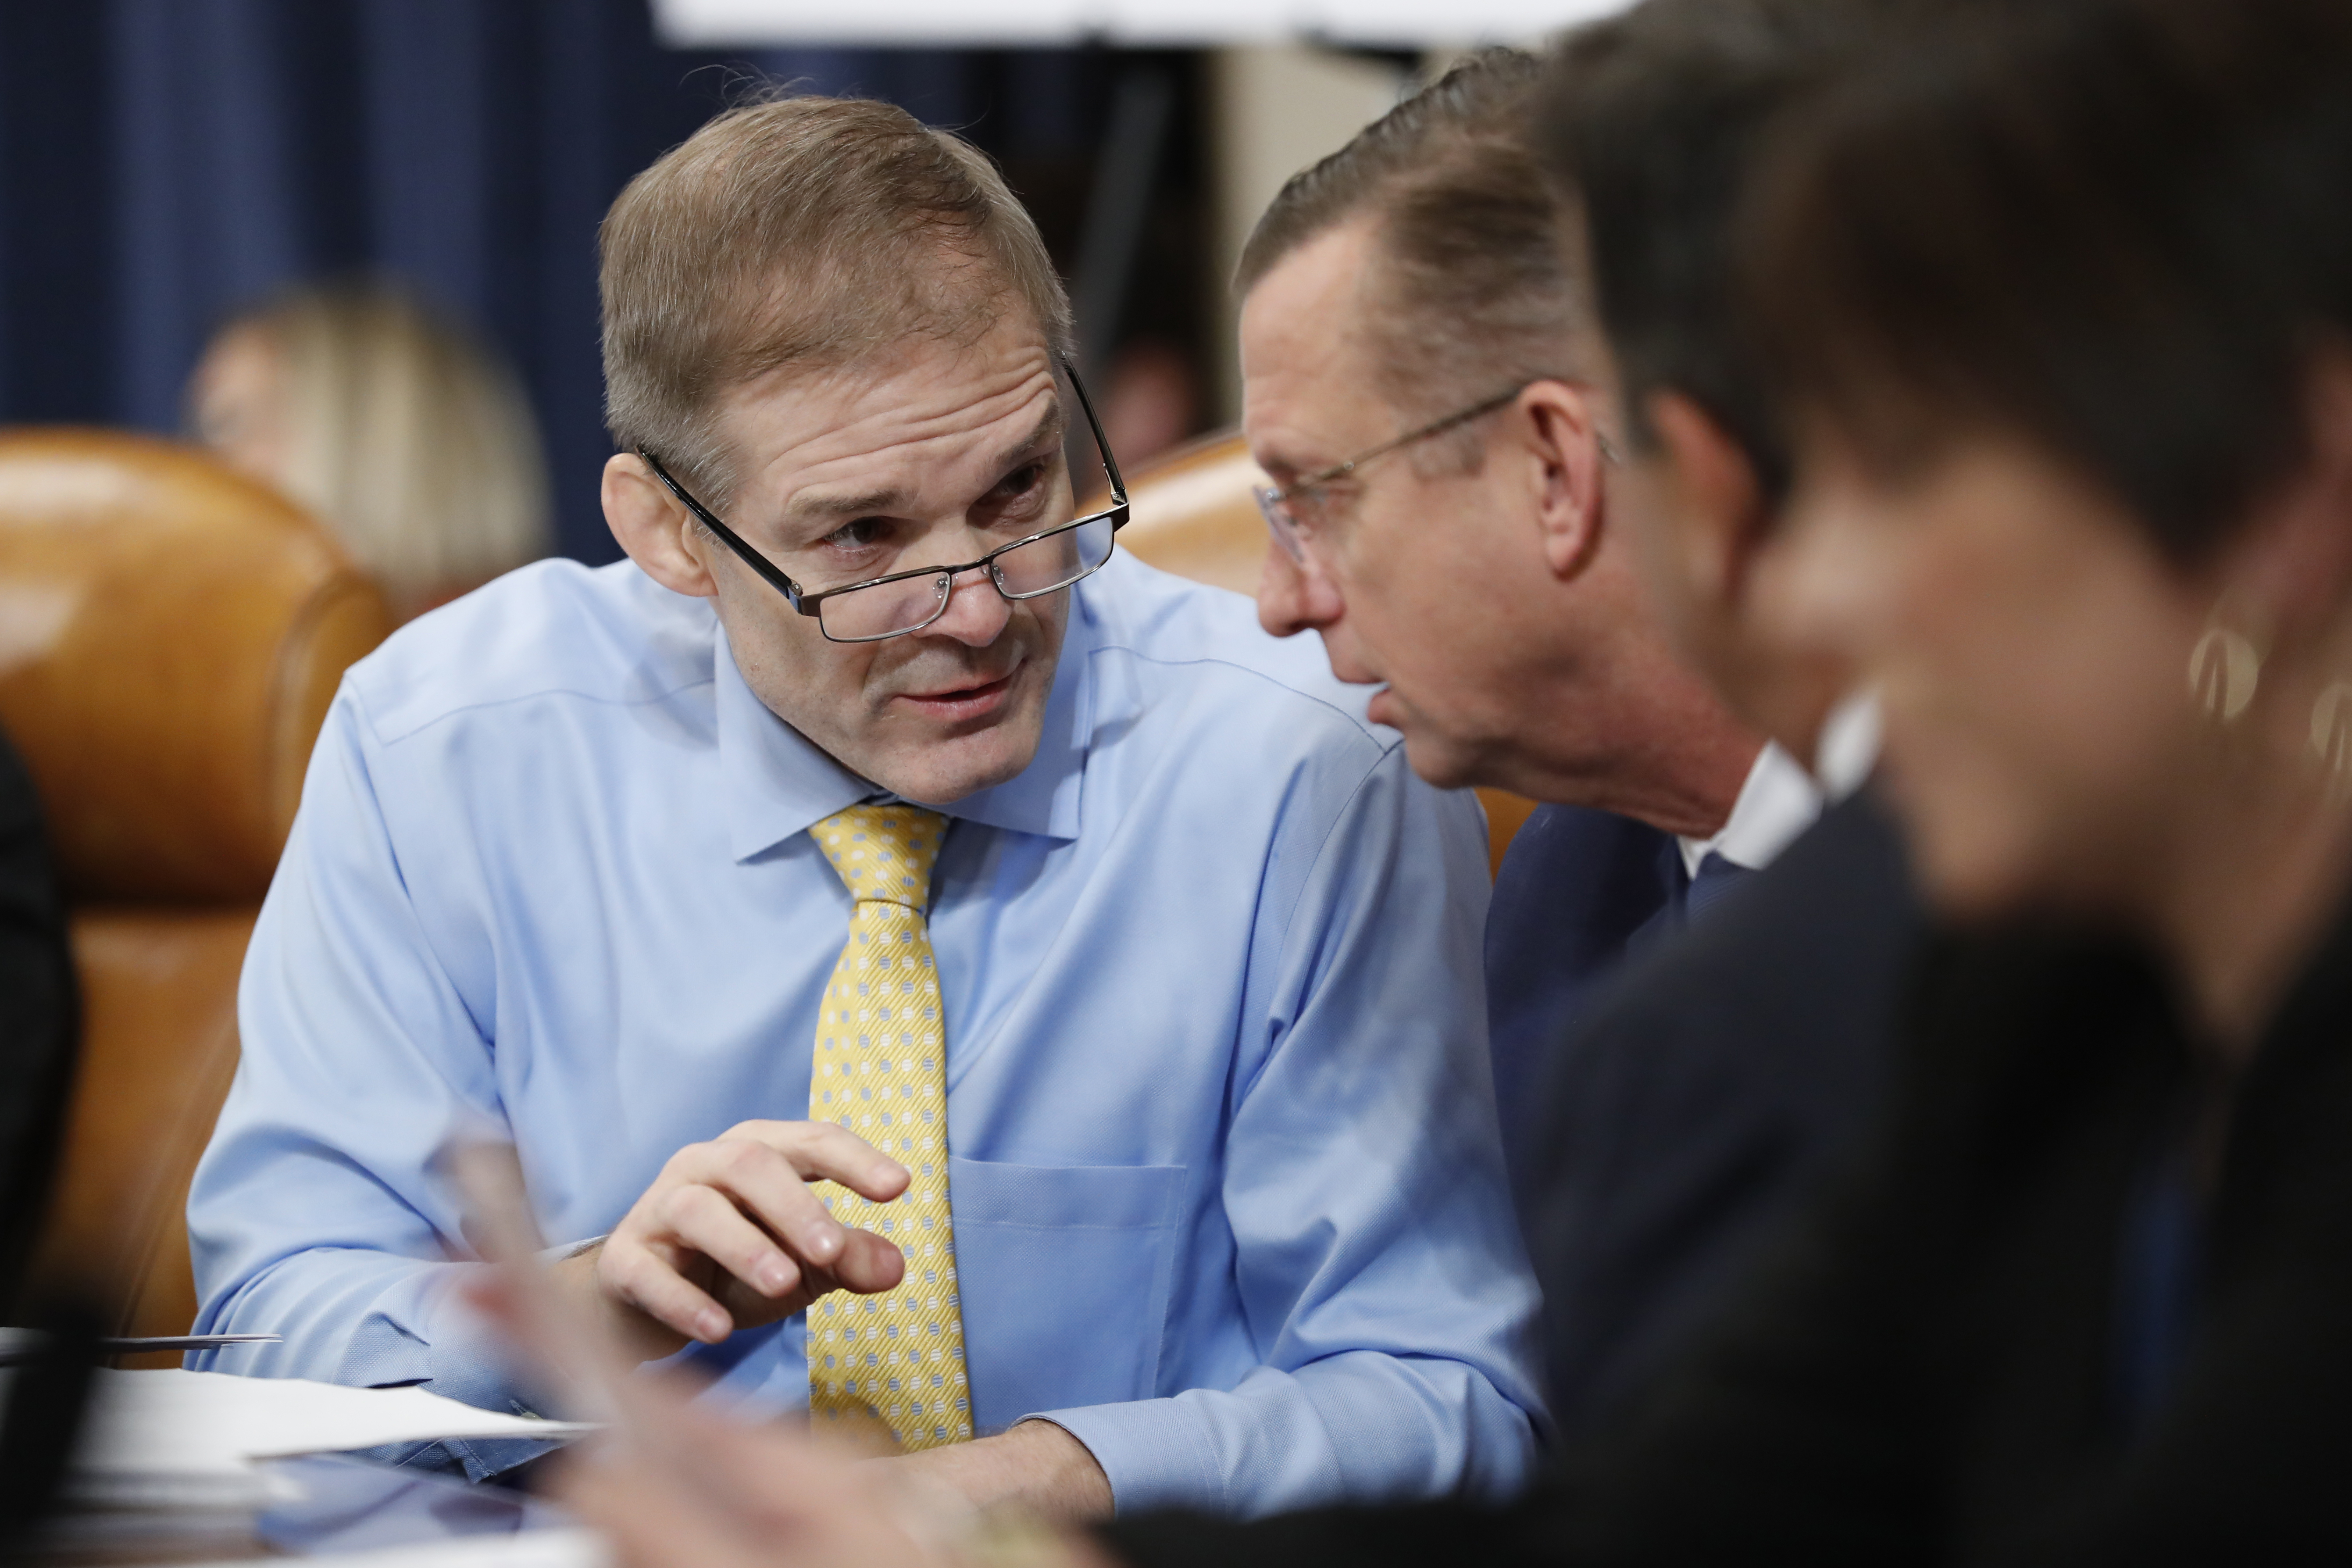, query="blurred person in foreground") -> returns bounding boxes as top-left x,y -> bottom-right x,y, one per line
1503,0 -> 1936,1438
549,0 -> 2352,1560
188,282 -> 552,620
1236,49 -> 1818,1206
185,96 -> 1543,1517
